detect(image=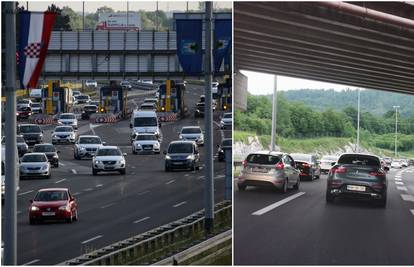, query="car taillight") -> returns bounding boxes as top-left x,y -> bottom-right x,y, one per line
369,171 -> 385,178
275,162 -> 284,170
302,163 -> 310,168
332,166 -> 347,174
242,160 -> 247,168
